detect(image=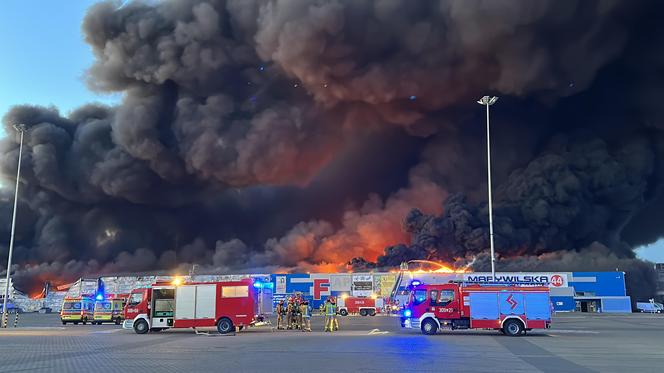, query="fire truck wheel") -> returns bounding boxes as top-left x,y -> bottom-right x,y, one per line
369,309 -> 376,316
134,319 -> 149,334
421,319 -> 438,335
114,318 -> 122,325
62,321 -> 66,325
503,319 -> 524,336
359,309 -> 368,317
217,318 -> 234,334
339,309 -> 348,317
